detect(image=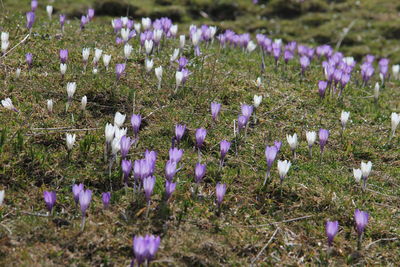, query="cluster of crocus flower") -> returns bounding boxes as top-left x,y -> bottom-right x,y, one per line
132,235 -> 161,266
72,184 -> 92,230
